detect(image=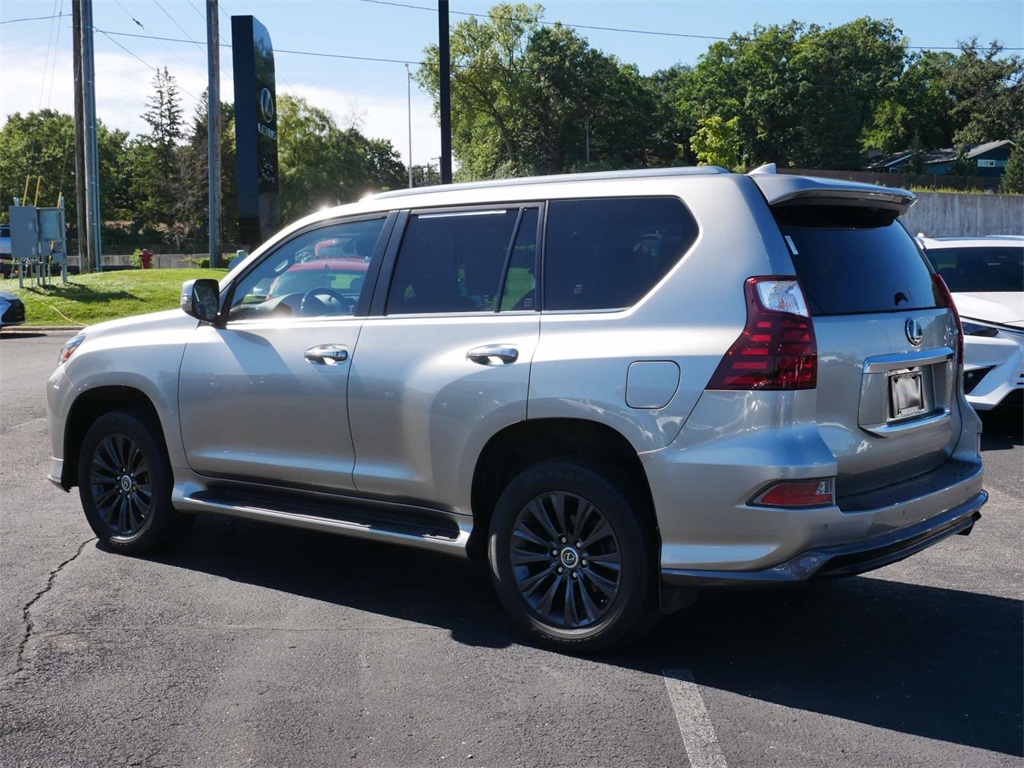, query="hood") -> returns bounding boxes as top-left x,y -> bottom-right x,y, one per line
953,292 -> 1024,327
0,290 -> 18,302
81,308 -> 199,338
